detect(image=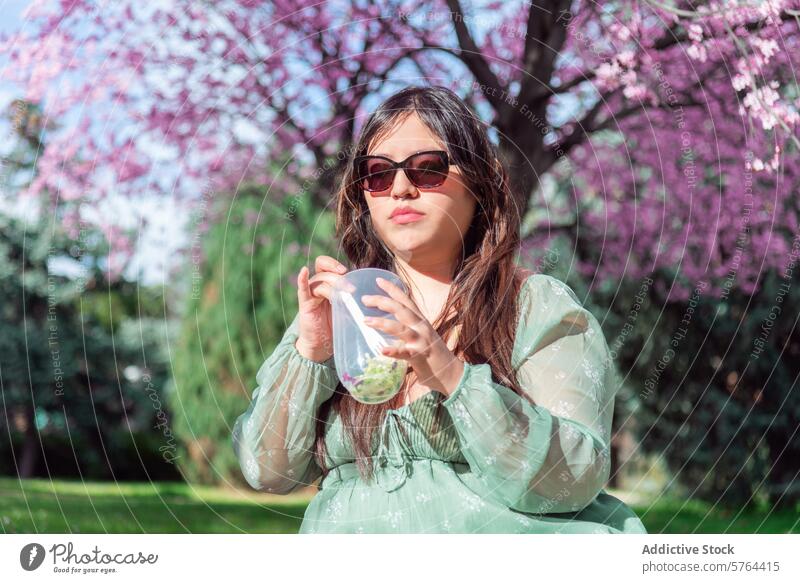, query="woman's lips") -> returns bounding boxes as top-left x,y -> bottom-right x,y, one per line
390,212 -> 425,224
